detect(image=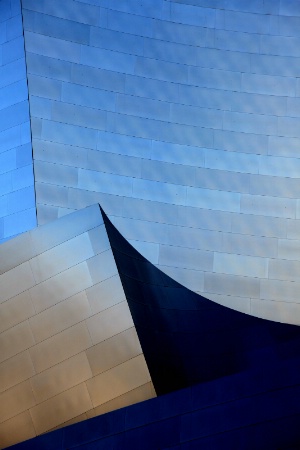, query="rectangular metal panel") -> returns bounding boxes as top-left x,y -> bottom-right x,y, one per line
29,322 -> 92,373
260,278 -> 300,302
25,31 -> 81,62
86,301 -> 134,345
30,383 -> 93,435
240,194 -> 296,218
30,204 -> 102,254
92,382 -> 156,416
86,355 -> 151,407
222,233 -> 278,258
0,411 -> 36,449
23,0 -> 101,25
86,327 -> 142,376
186,186 -> 240,212
0,351 -> 35,393
268,258 -> 300,282
29,262 -> 93,313
213,252 -> 268,278
0,320 -> 35,364
30,352 -> 92,403
204,272 -> 260,298
29,291 -> 91,343
86,250 -> 118,285
29,232 -> 94,284
0,290 -> 35,333
86,275 -> 125,315
207,292 -> 251,314
251,298 -> 300,325
159,244 -> 213,271
0,380 -> 36,423
157,264 -> 205,292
